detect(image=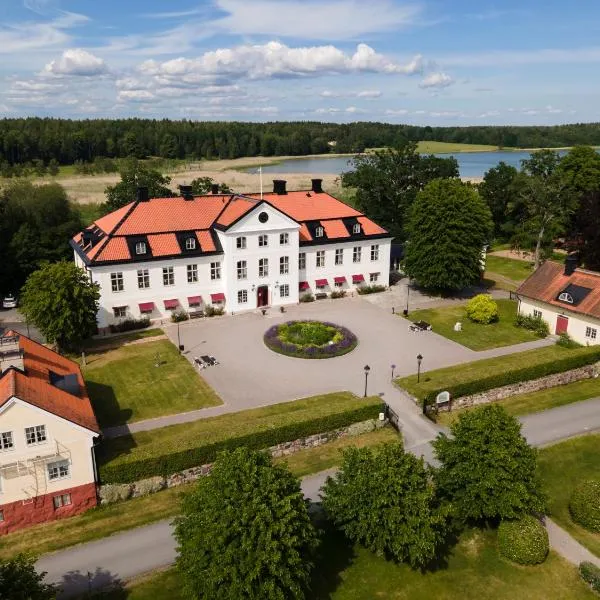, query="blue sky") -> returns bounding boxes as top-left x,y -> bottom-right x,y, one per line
1,0 -> 599,124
